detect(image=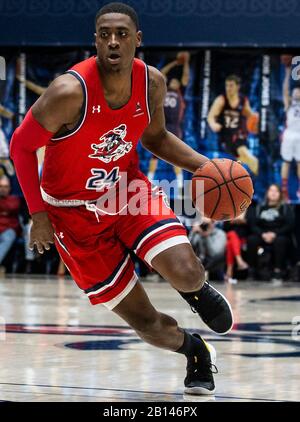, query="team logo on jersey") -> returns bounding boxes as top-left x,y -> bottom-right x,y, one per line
89,124 -> 133,164
133,102 -> 144,117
